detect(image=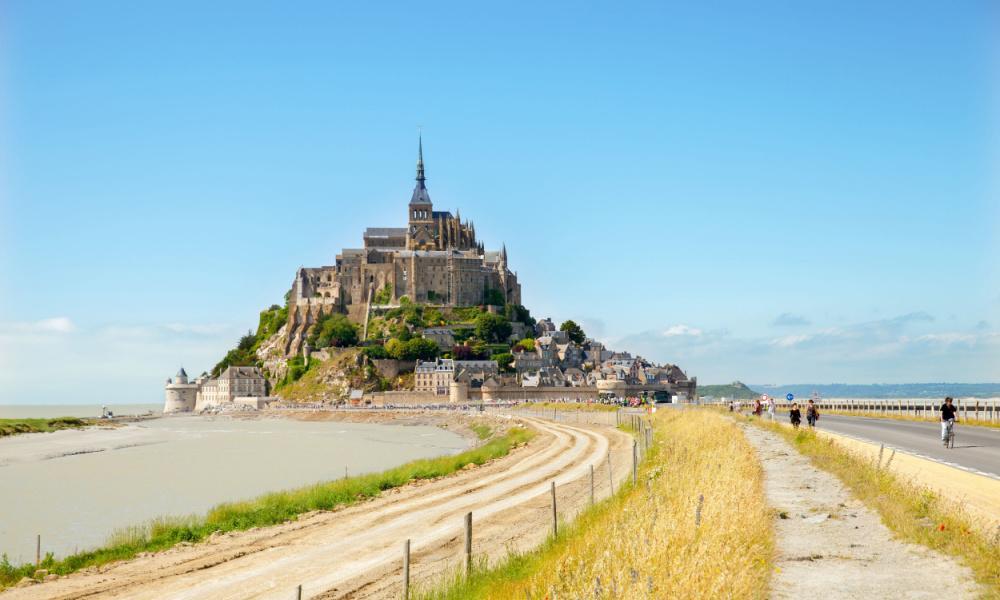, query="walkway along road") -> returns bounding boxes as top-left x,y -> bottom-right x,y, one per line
784,413 -> 1000,480
1,415 -> 633,600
